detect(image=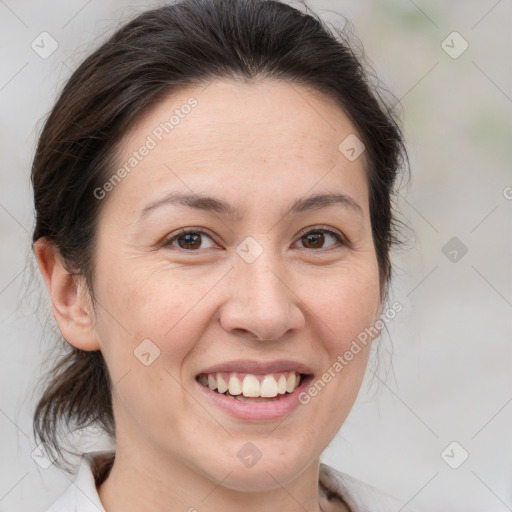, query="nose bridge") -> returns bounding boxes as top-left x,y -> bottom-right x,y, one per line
243,252 -> 285,304
220,237 -> 304,340
238,242 -> 289,313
